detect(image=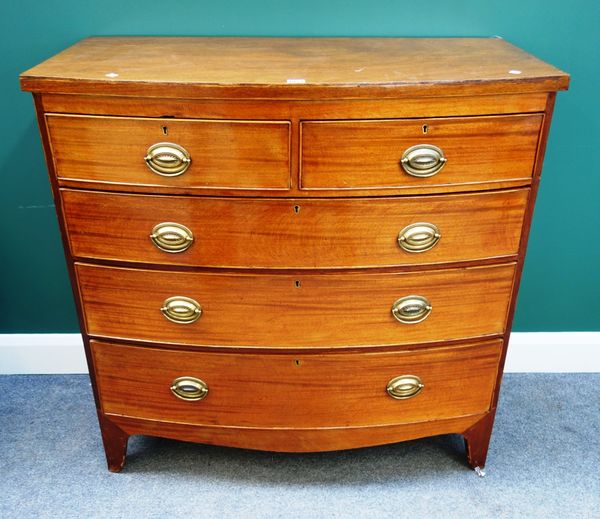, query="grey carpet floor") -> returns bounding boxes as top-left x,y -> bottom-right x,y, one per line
0,374 -> 598,519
